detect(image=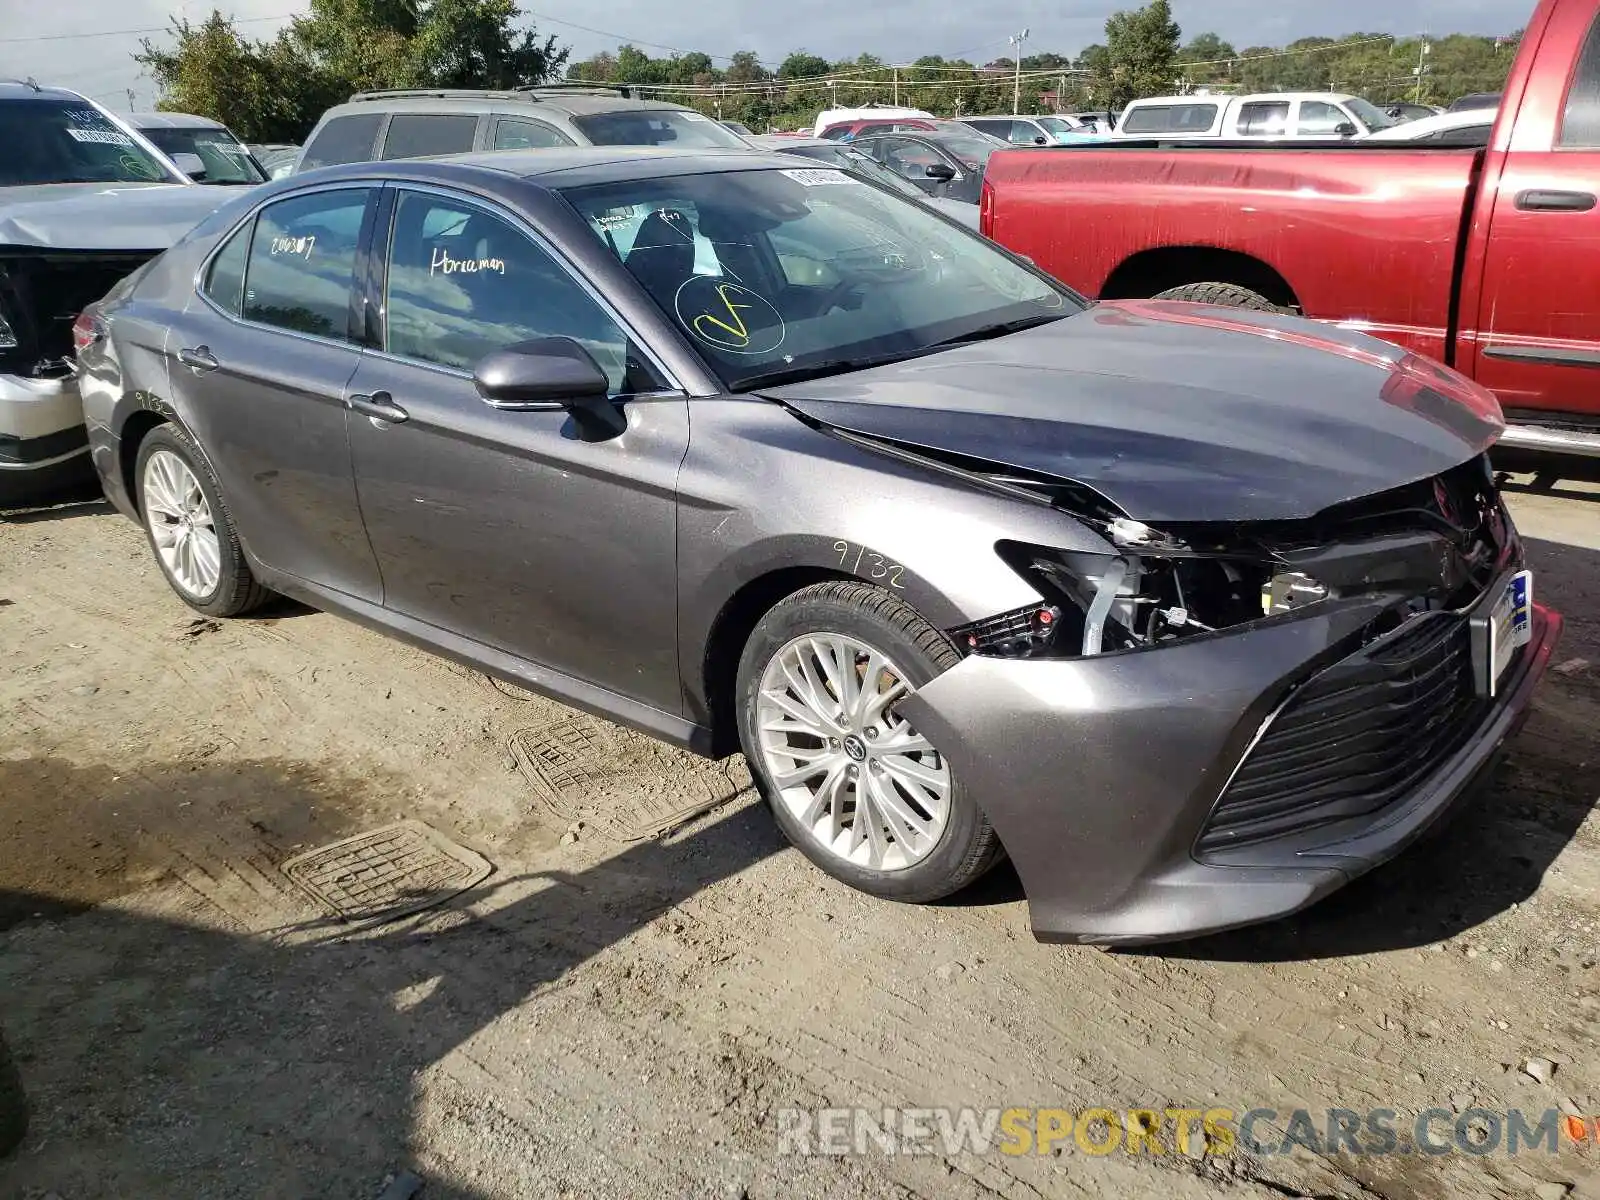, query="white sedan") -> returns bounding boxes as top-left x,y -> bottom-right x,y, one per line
1364,108 -> 1496,146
